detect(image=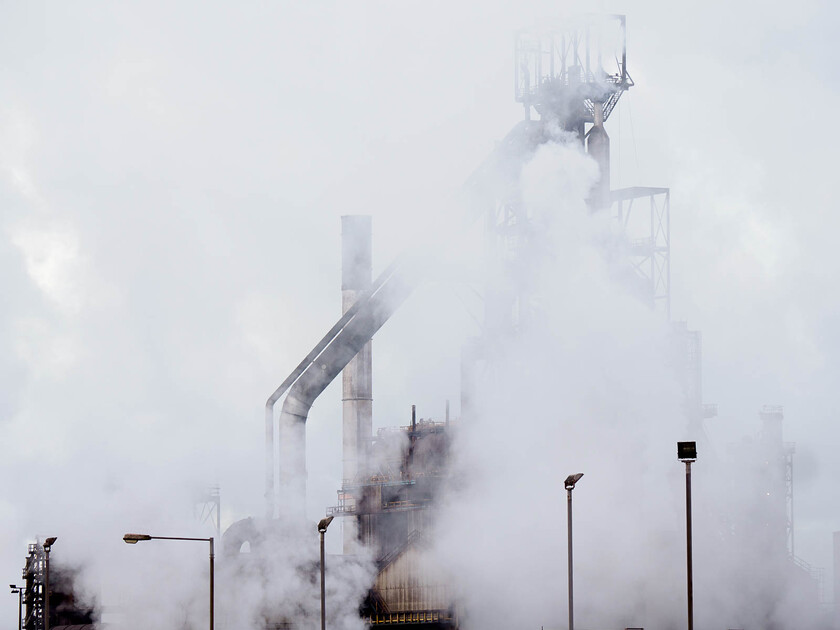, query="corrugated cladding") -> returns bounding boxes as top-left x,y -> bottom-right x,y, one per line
375,546 -> 450,612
